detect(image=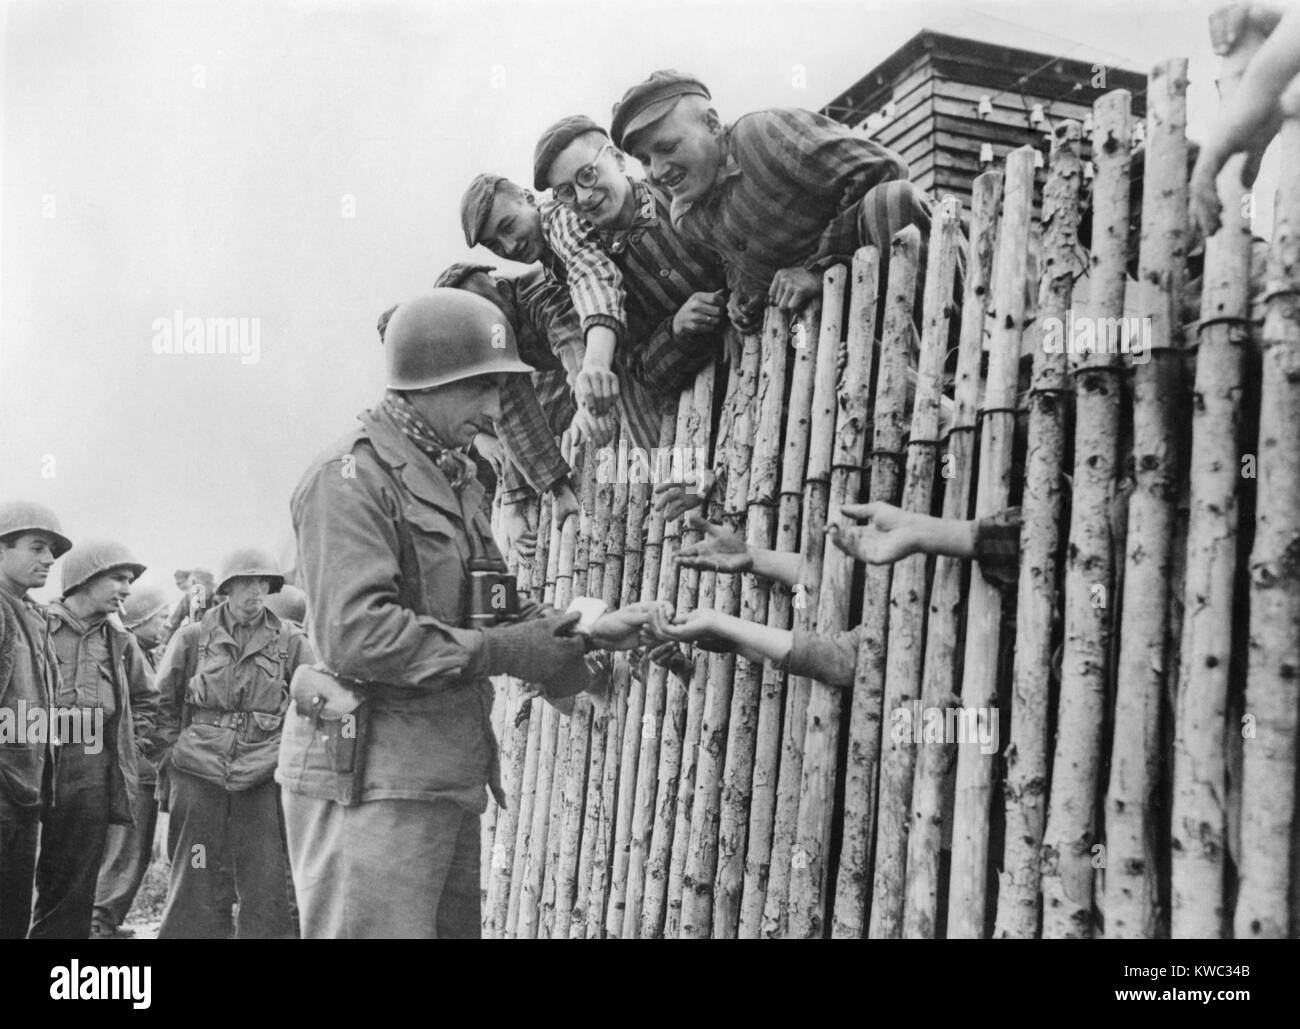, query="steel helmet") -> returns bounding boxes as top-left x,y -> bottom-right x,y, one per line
383,288 -> 531,391
264,584 -> 306,624
121,585 -> 170,628
216,548 -> 284,596
60,540 -> 147,597
0,500 -> 73,558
